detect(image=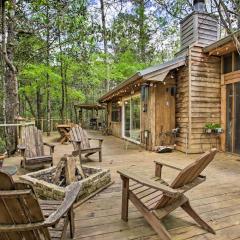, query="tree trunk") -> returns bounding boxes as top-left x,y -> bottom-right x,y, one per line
46,4 -> 51,136
100,0 -> 109,92
138,0 -> 146,62
1,0 -> 19,155
24,93 -> 36,118
58,30 -> 65,123
36,88 -> 42,129
64,66 -> 68,121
